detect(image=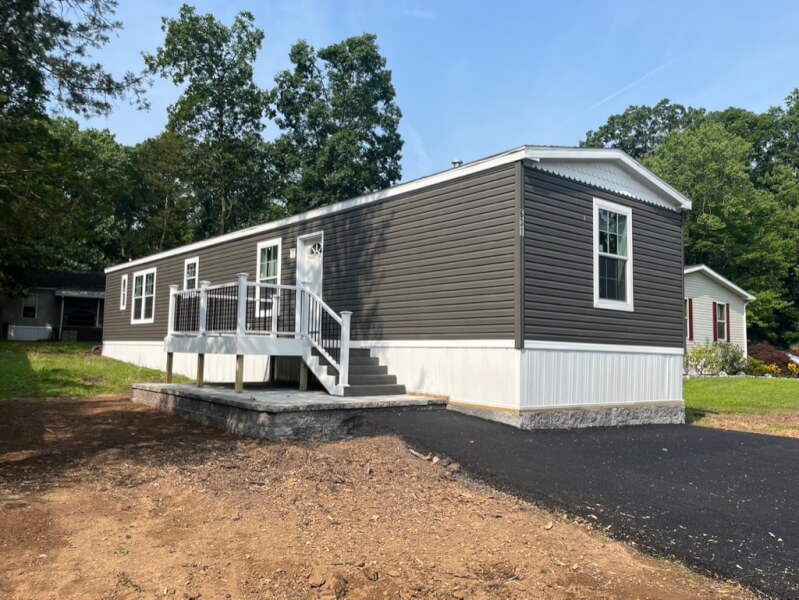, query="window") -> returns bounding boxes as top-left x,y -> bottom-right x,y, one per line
256,239 -> 281,316
716,303 -> 727,341
184,257 -> 199,290
593,198 -> 633,311
22,295 -> 37,319
310,241 -> 323,256
131,268 -> 156,324
120,275 -> 128,310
